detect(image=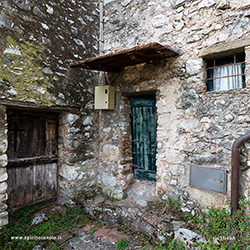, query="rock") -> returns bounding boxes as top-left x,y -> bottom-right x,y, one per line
33,6 -> 46,19
170,0 -> 186,8
136,222 -> 154,237
217,0 -> 230,10
151,14 -> 166,28
186,59 -> 204,76
0,139 -> 7,155
198,0 -> 216,9
174,228 -> 206,245
32,246 -> 43,250
136,199 -> 147,207
121,0 -> 131,7
157,219 -> 174,232
0,182 -> 7,194
31,213 -> 48,226
190,154 -> 217,164
3,46 -> 22,56
0,14 -> 13,29
182,144 -> 196,153
0,155 -> 7,167
0,172 -> 7,182
181,207 -> 191,213
93,196 -> 106,205
12,0 -> 33,11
